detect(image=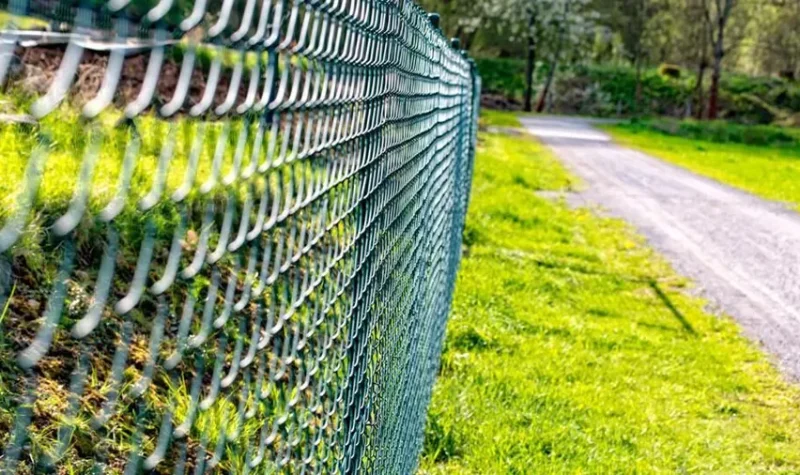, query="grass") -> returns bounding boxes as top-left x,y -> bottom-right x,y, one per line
604,121 -> 800,211
0,12 -> 49,29
1,104 -> 241,218
622,118 -> 800,147
419,126 -> 800,473
479,109 -> 524,129
0,87 -> 312,471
